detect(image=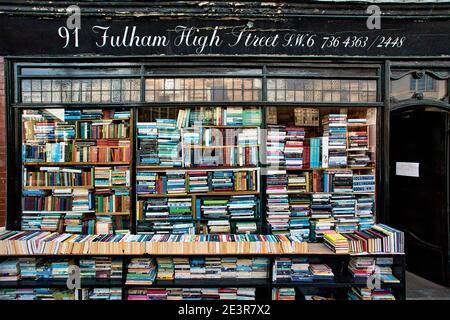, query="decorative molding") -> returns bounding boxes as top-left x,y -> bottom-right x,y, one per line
391,69 -> 450,81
